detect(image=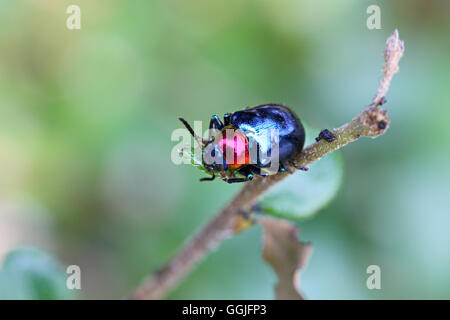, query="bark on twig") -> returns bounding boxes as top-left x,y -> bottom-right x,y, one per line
130,30 -> 404,300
